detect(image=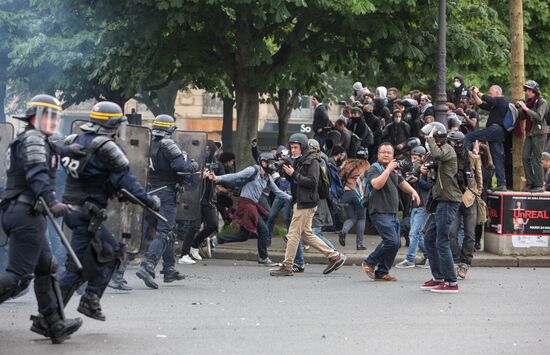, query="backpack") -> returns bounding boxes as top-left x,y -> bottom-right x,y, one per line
318,160 -> 331,200
231,165 -> 260,197
327,162 -> 344,201
503,103 -> 519,131
348,133 -> 362,158
535,97 -> 550,126
361,162 -> 385,207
